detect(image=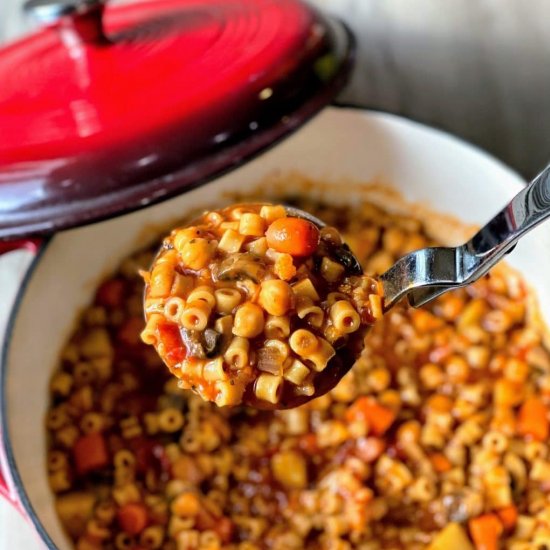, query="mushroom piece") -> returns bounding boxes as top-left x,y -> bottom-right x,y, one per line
213,253 -> 266,283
